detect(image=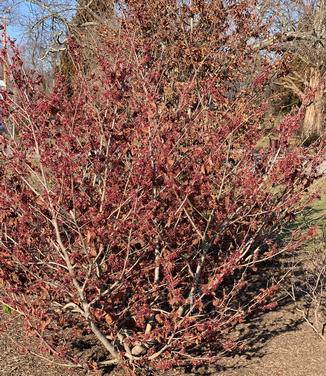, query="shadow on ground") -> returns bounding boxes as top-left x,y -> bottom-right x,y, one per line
184,192 -> 326,376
